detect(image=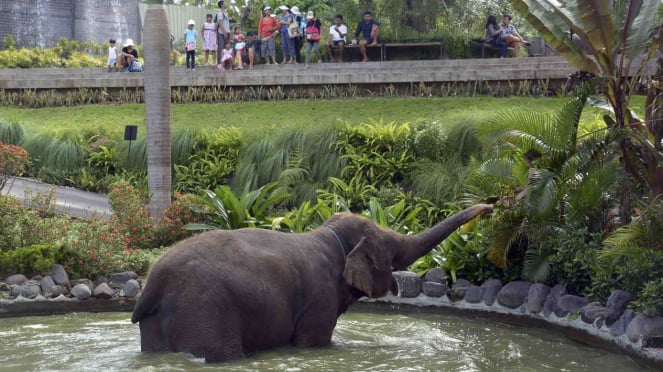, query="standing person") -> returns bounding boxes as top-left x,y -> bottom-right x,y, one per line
304,11 -> 322,68
500,14 -> 528,57
290,6 -> 303,63
215,0 -> 230,66
259,6 -> 279,65
354,11 -> 380,62
278,5 -> 295,64
107,39 -> 118,72
485,14 -> 507,58
202,13 -> 217,65
184,19 -> 198,71
324,15 -> 347,63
